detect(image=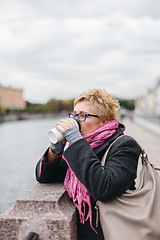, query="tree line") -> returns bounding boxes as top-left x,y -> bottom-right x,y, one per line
0,98 -> 135,115
25,99 -> 74,113
25,98 -> 135,113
